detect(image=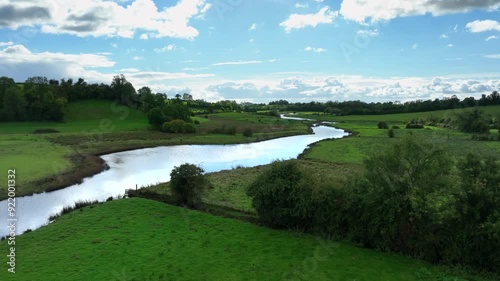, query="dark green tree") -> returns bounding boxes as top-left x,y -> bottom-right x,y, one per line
170,163 -> 209,208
